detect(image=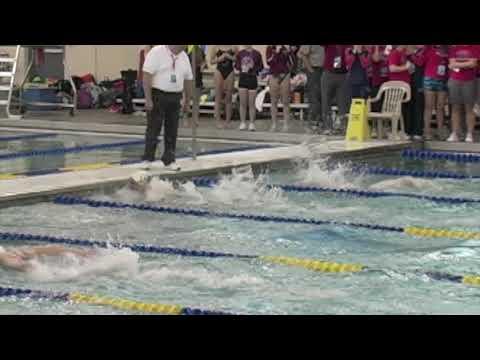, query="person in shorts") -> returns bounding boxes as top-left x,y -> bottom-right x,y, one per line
235,46 -> 264,131
447,45 -> 478,143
